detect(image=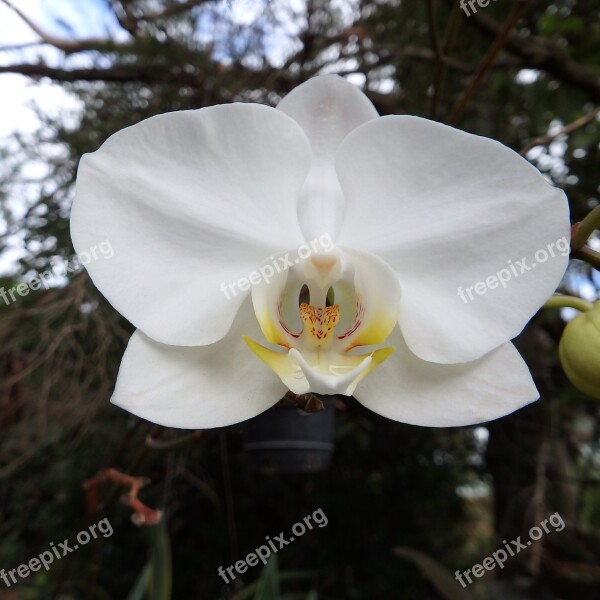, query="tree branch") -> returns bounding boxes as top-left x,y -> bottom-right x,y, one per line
139,0 -> 210,23
519,105 -> 600,155
108,0 -> 209,35
0,0 -> 209,54
0,63 -> 201,85
467,4 -> 600,102
447,0 -> 530,124
0,40 -> 46,52
0,0 -> 118,52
